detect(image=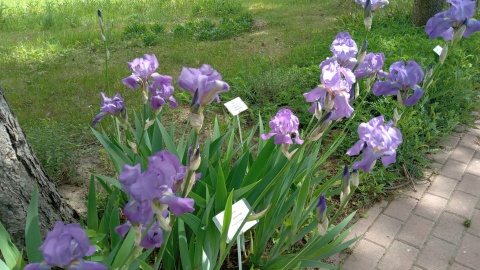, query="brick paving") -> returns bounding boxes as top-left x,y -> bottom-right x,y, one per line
336,125 -> 480,270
